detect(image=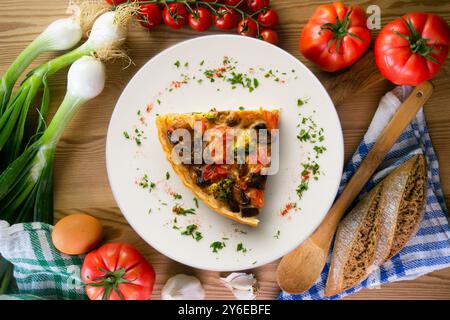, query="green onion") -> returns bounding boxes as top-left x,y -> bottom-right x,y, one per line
0,56 -> 106,225
0,11 -> 129,167
0,17 -> 83,115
